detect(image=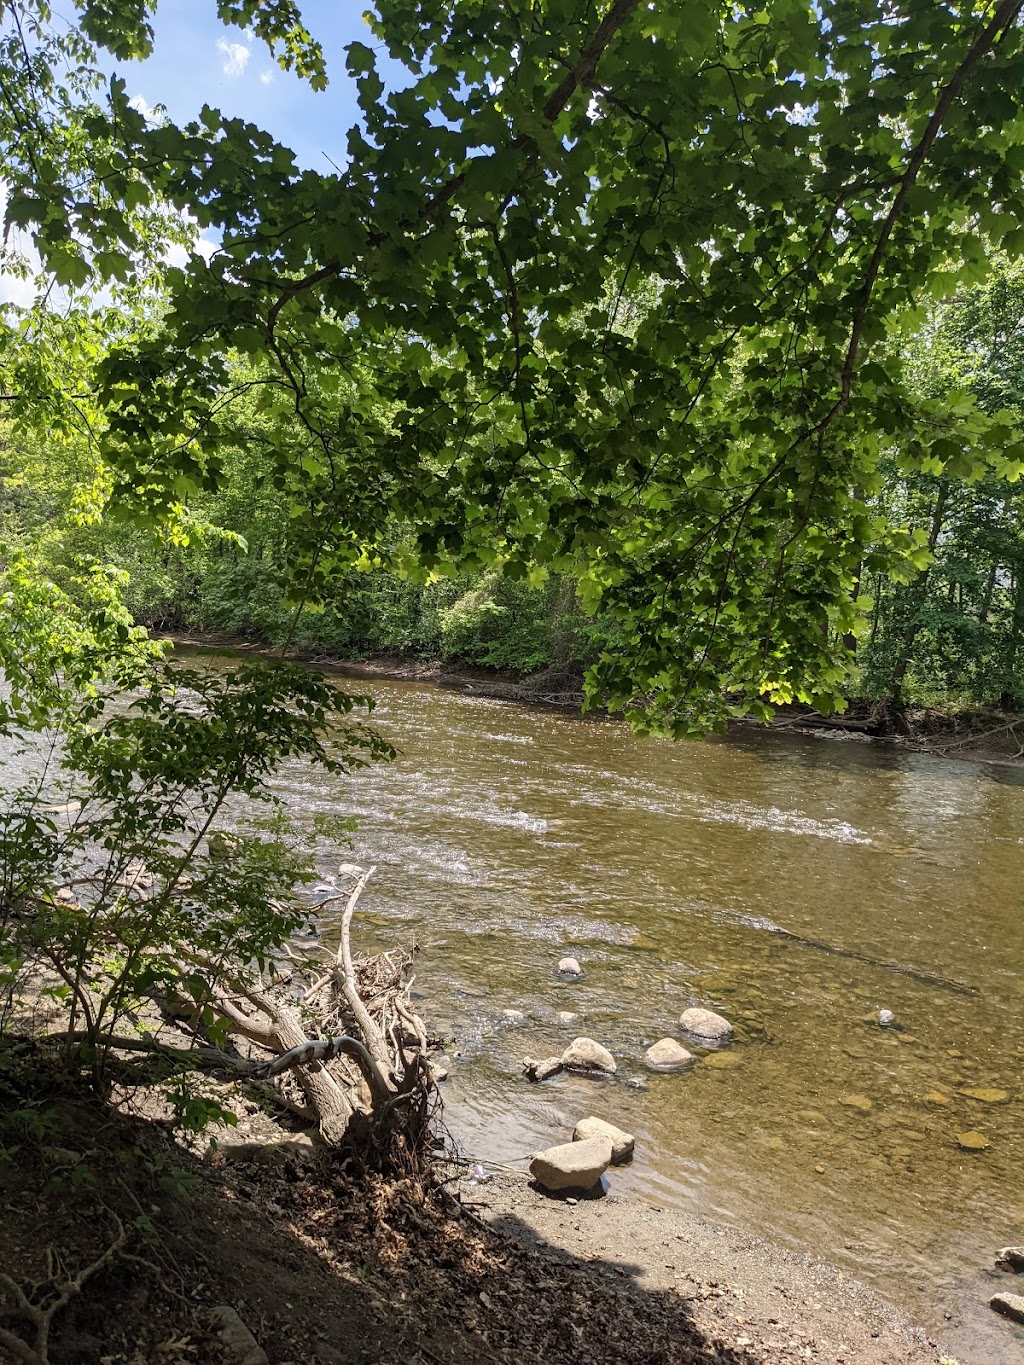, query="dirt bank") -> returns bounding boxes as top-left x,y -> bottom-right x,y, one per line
0,1043 -> 959,1365
164,630 -> 1024,766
